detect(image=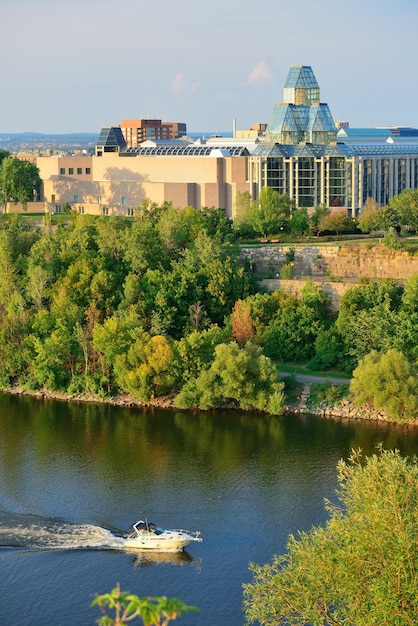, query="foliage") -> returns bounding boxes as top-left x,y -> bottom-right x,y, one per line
289,207 -> 310,236
309,381 -> 349,405
230,300 -> 255,345
174,341 -> 285,414
383,225 -> 401,249
350,348 -> 418,421
243,447 -> 418,626
316,209 -> 354,235
0,156 -> 42,209
91,583 -> 198,625
306,325 -> 347,371
114,334 -> 176,401
309,204 -> 330,235
247,187 -> 293,238
388,188 -> 418,233
357,197 -> 380,233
